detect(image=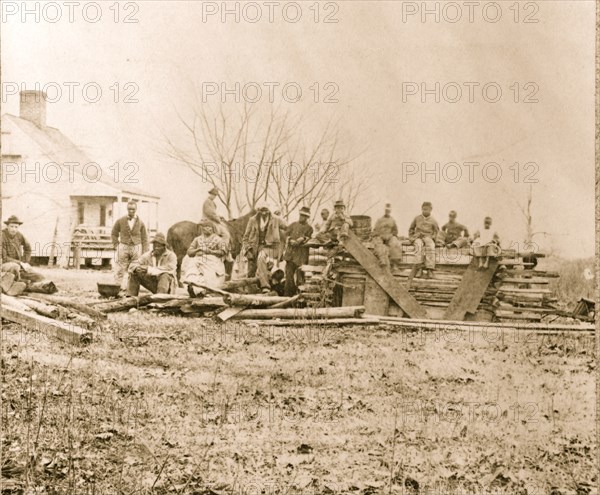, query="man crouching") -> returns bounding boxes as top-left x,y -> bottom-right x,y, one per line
127,233 -> 177,296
